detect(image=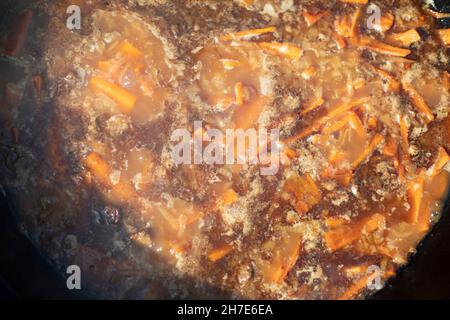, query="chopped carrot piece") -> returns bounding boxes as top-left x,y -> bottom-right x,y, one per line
301,66 -> 317,79
208,243 -> 233,262
417,196 -> 431,233
382,137 -> 398,157
401,80 -> 434,123
352,78 -> 365,90
387,29 -> 421,47
358,36 -> 412,57
283,173 -> 322,215
345,265 -> 368,276
303,10 -> 329,27
373,67 -> 401,92
89,76 -> 137,113
332,32 -> 347,49
325,216 -> 347,228
117,40 -> 142,58
284,147 -> 297,159
84,152 -> 111,185
325,214 -> 385,252
233,93 -> 266,129
222,189 -> 238,206
220,26 -> 276,41
234,81 -> 244,106
406,176 -> 425,224
363,213 -> 386,233
334,170 -> 353,187
261,230 -> 302,283
97,59 -> 114,72
322,112 -> 365,137
351,133 -> 384,170
436,29 -> 450,46
350,7 -> 363,38
187,210 -> 204,225
367,116 -> 378,129
327,96 -> 370,119
324,225 -> 359,252
335,15 -> 352,38
300,97 -> 324,115
338,274 -> 370,300
427,147 -> 450,177
376,13 -> 395,33
84,152 -> 136,204
221,59 -> 241,70
258,42 -> 302,60
284,97 -> 370,144
339,0 -> 368,4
